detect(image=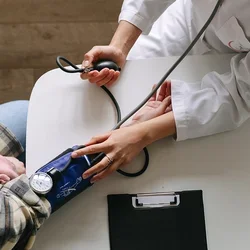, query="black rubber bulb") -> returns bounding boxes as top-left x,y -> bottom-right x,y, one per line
93,60 -> 121,72
55,56 -> 121,74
